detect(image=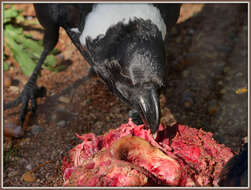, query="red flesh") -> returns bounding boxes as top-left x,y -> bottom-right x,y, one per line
62,119 -> 234,187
